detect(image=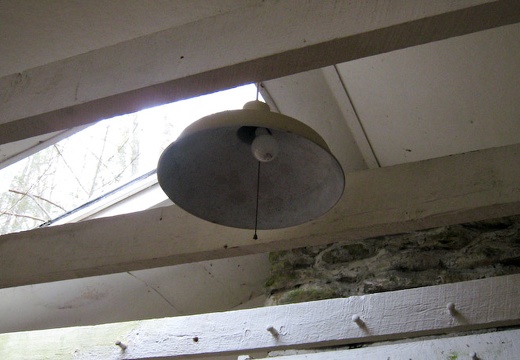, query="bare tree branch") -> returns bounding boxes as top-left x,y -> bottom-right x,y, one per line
88,125 -> 110,197
0,212 -> 46,222
8,189 -> 66,212
53,144 -> 89,195
2,157 -> 57,217
7,190 -> 51,220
